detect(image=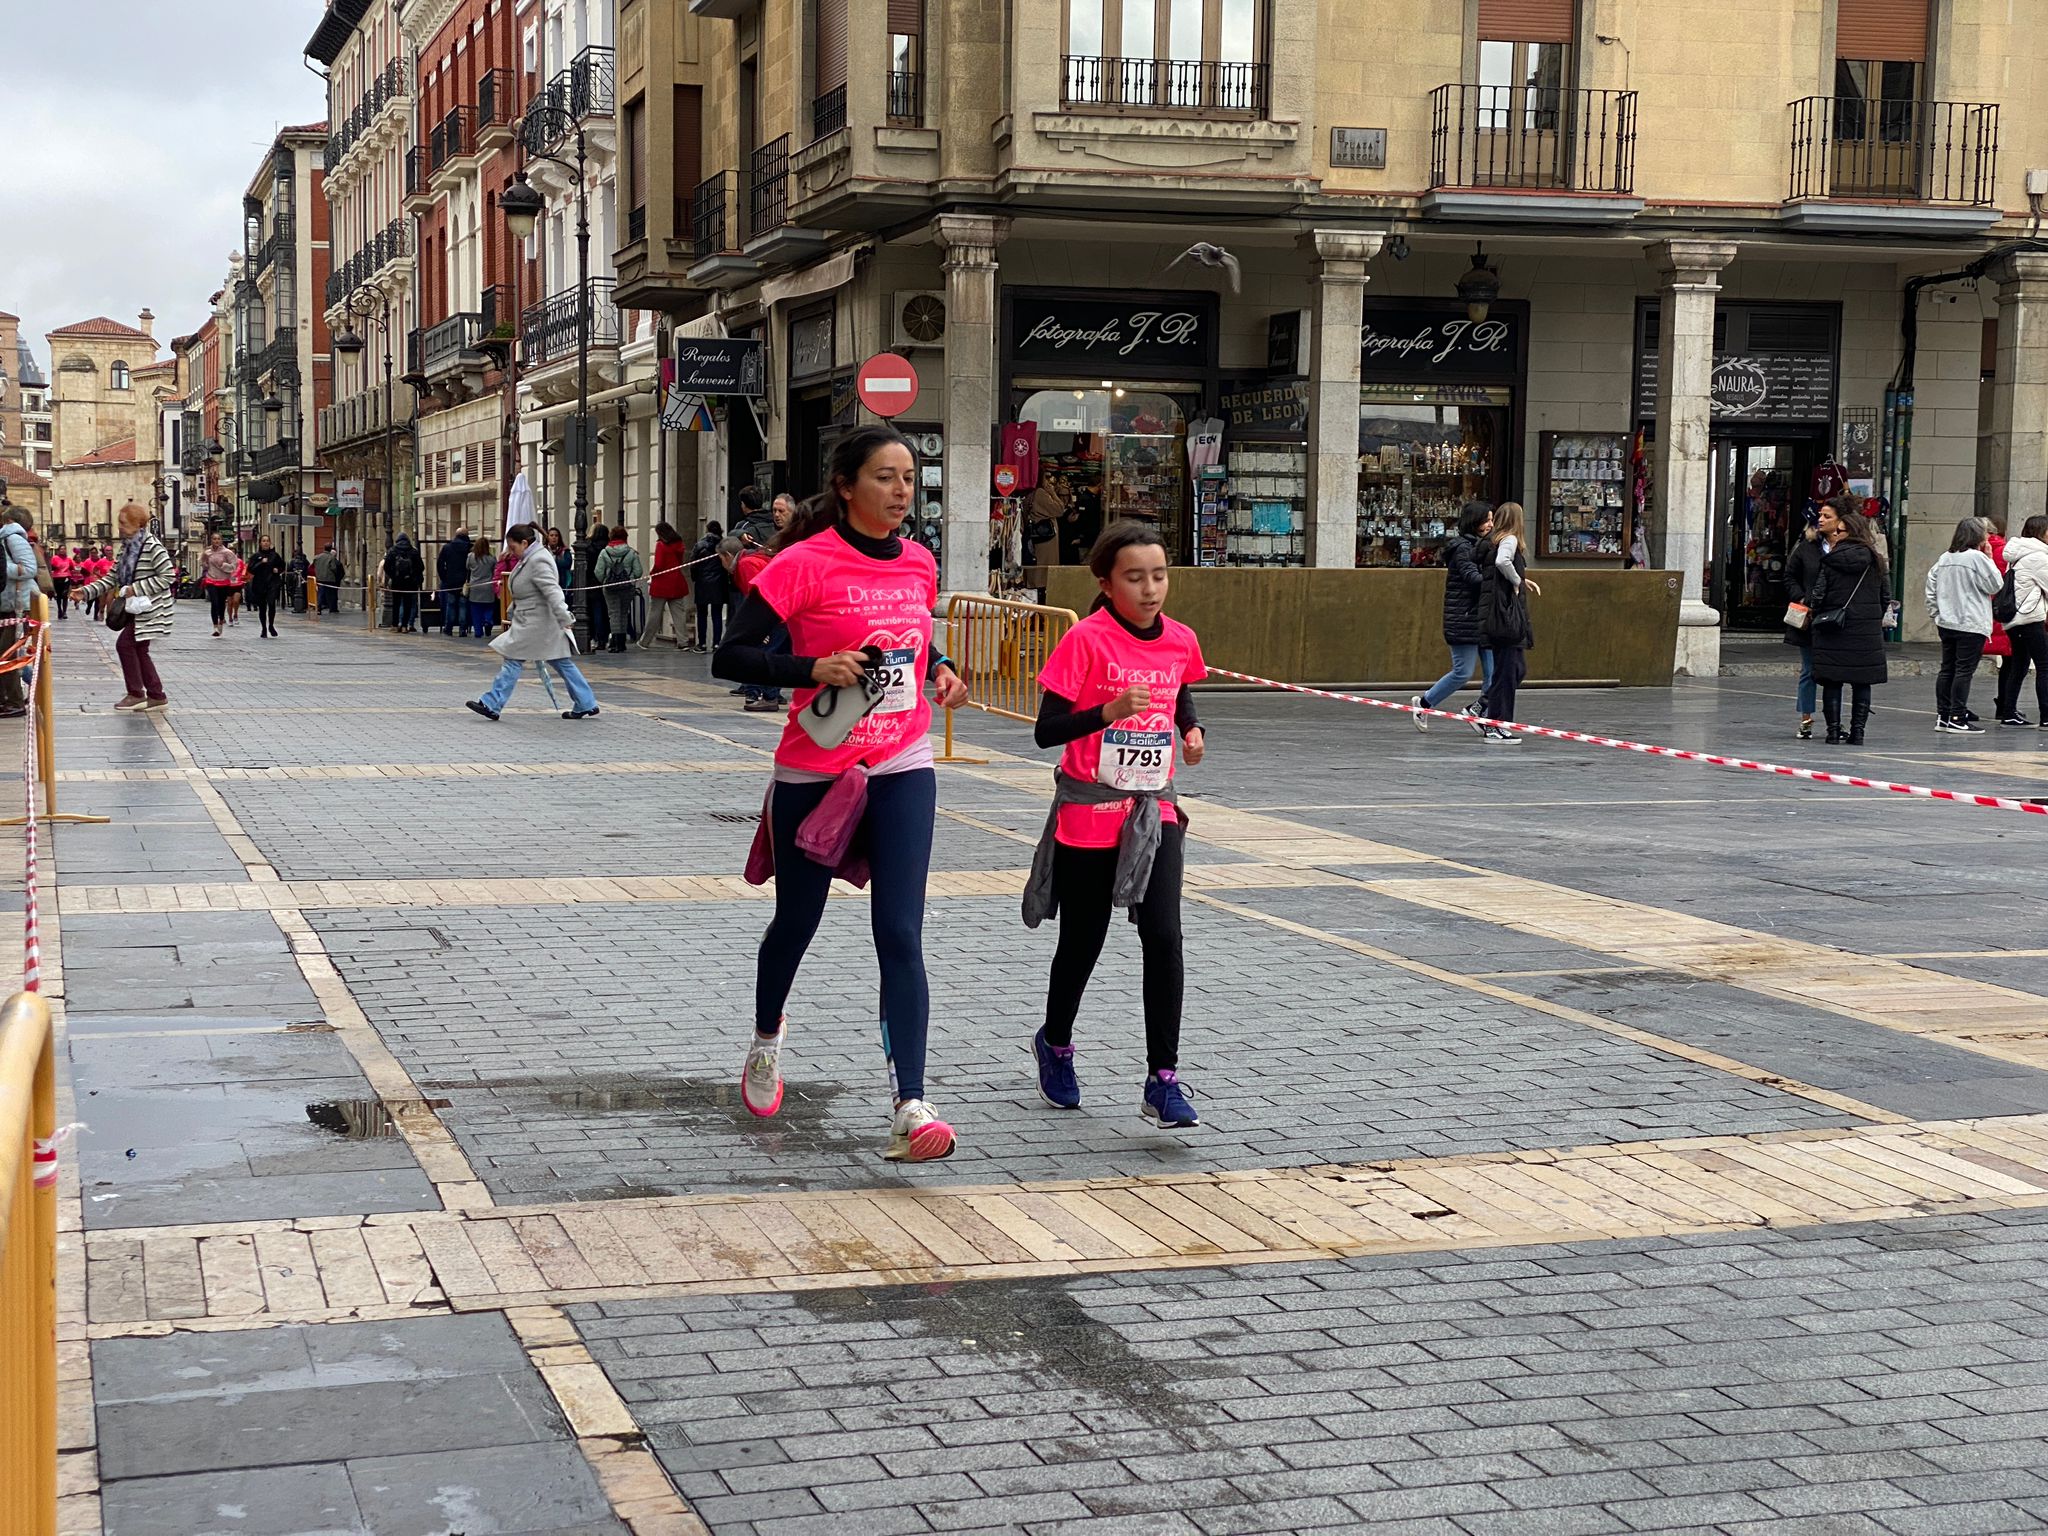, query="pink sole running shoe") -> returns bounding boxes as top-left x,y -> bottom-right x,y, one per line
741,1022 -> 785,1117
884,1099 -> 956,1162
